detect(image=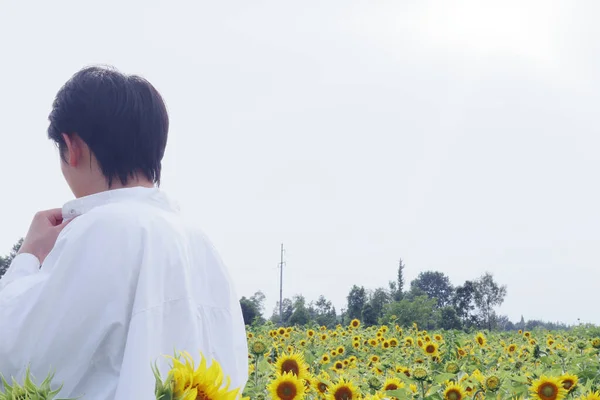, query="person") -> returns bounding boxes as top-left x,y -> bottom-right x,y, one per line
0,66 -> 248,399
